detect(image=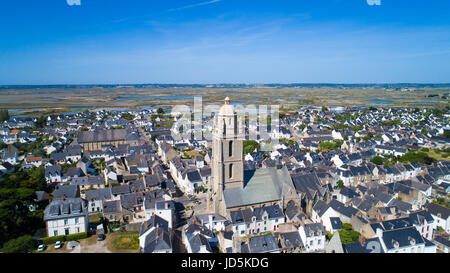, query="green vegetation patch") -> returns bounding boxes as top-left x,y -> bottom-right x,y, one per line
112,234 -> 139,250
